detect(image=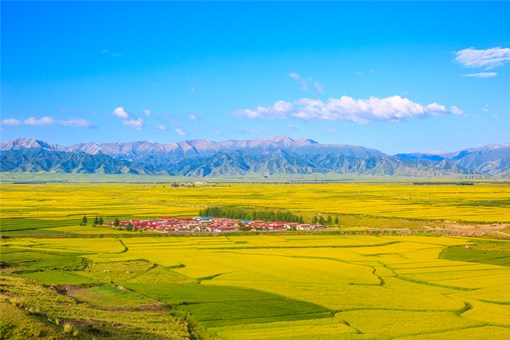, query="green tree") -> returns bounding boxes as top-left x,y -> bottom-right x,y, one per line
319,216 -> 326,225
93,216 -> 99,225
312,216 -> 318,224
80,215 -> 88,226
126,222 -> 133,231
114,218 -> 120,227
334,216 -> 339,226
327,215 -> 332,226
98,217 -> 104,225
